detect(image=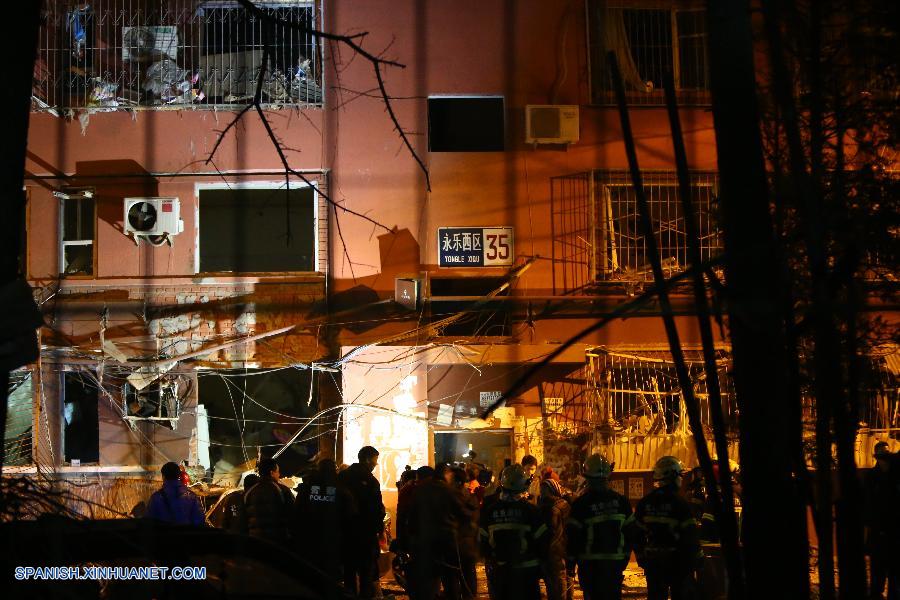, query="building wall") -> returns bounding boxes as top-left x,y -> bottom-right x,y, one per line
22,0 -> 723,480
